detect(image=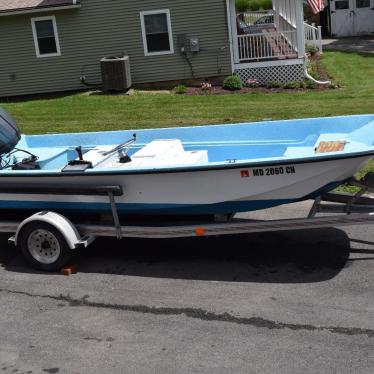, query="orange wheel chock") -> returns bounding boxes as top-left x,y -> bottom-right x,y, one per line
61,264 -> 78,276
